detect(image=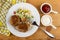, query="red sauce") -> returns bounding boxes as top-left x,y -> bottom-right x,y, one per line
14,11 -> 16,14
42,4 -> 51,13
